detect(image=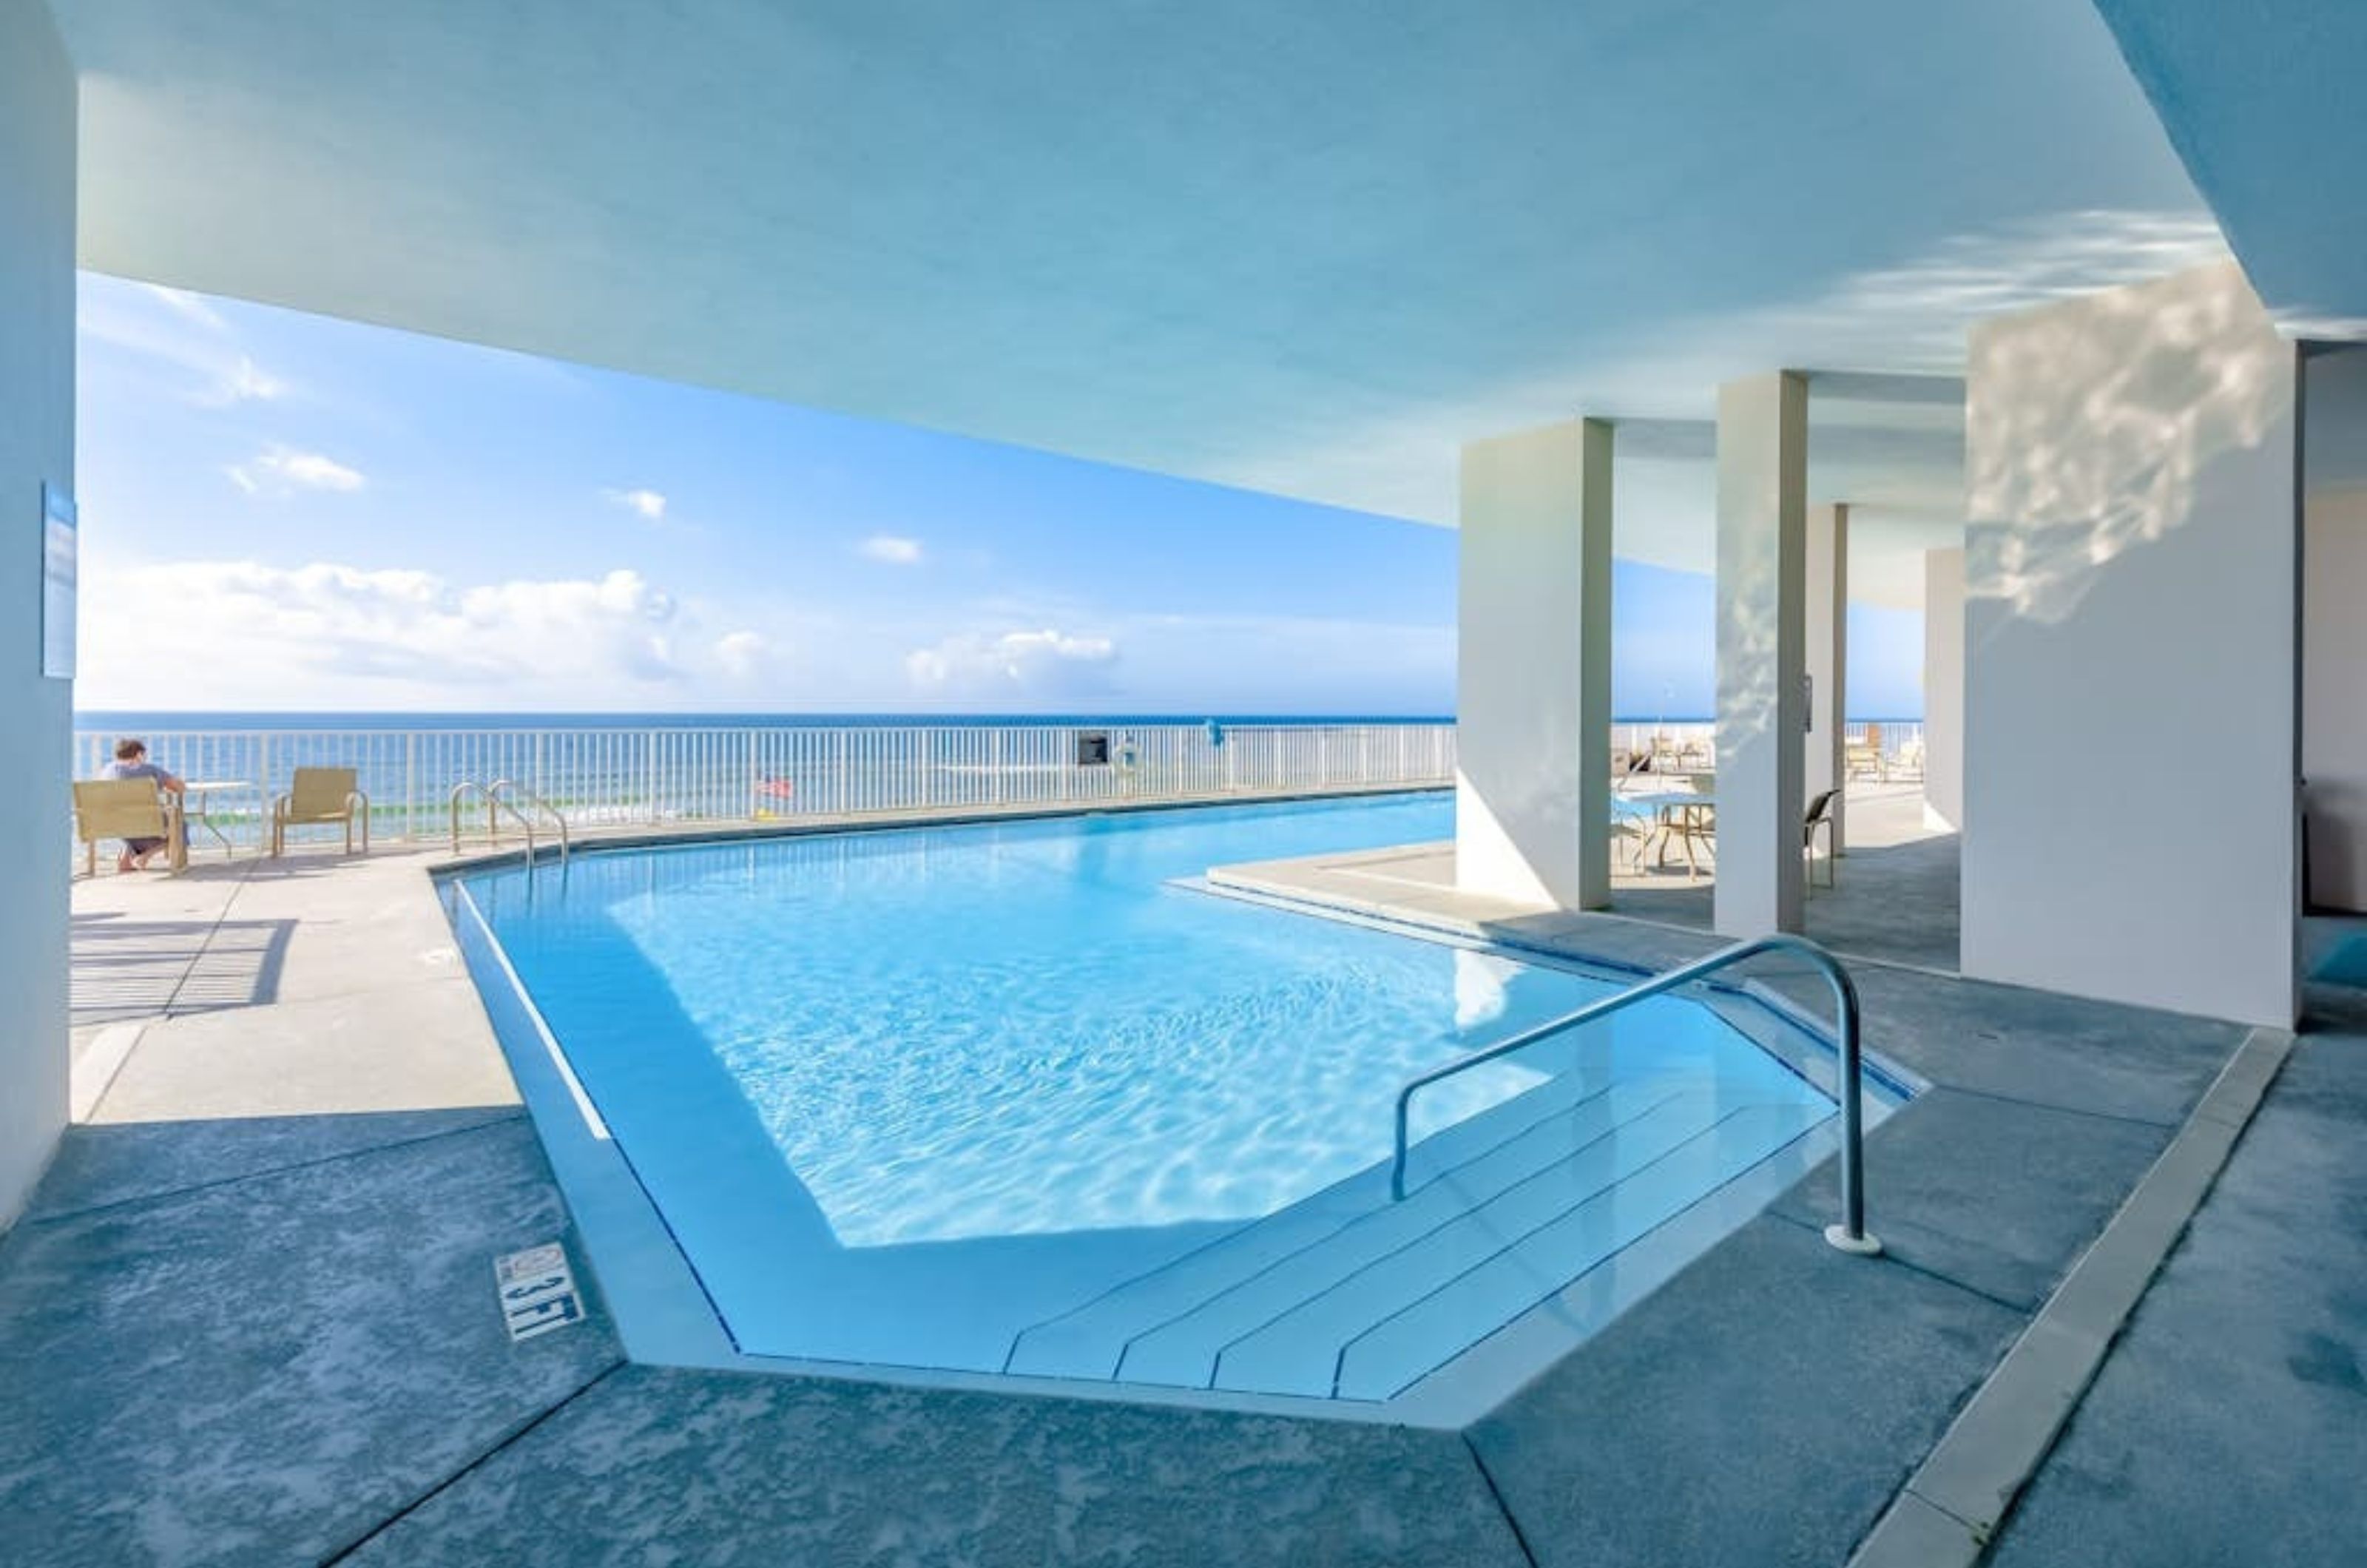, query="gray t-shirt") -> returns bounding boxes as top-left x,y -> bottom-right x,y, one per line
102,760 -> 169,783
